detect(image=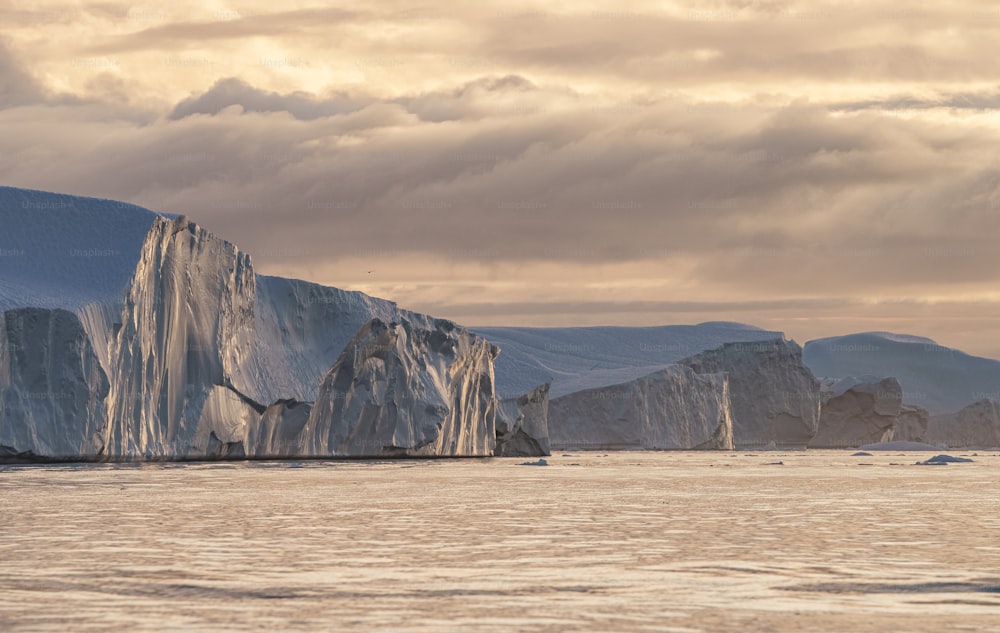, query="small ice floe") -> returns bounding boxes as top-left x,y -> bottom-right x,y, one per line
915,454 -> 974,465
852,451 -> 873,457
519,458 -> 548,466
